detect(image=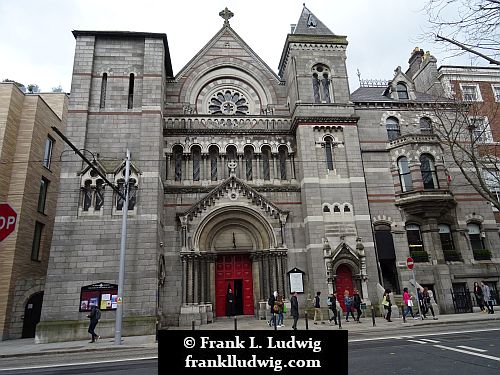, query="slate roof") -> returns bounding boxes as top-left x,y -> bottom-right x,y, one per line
293,6 -> 335,35
350,87 -> 443,103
